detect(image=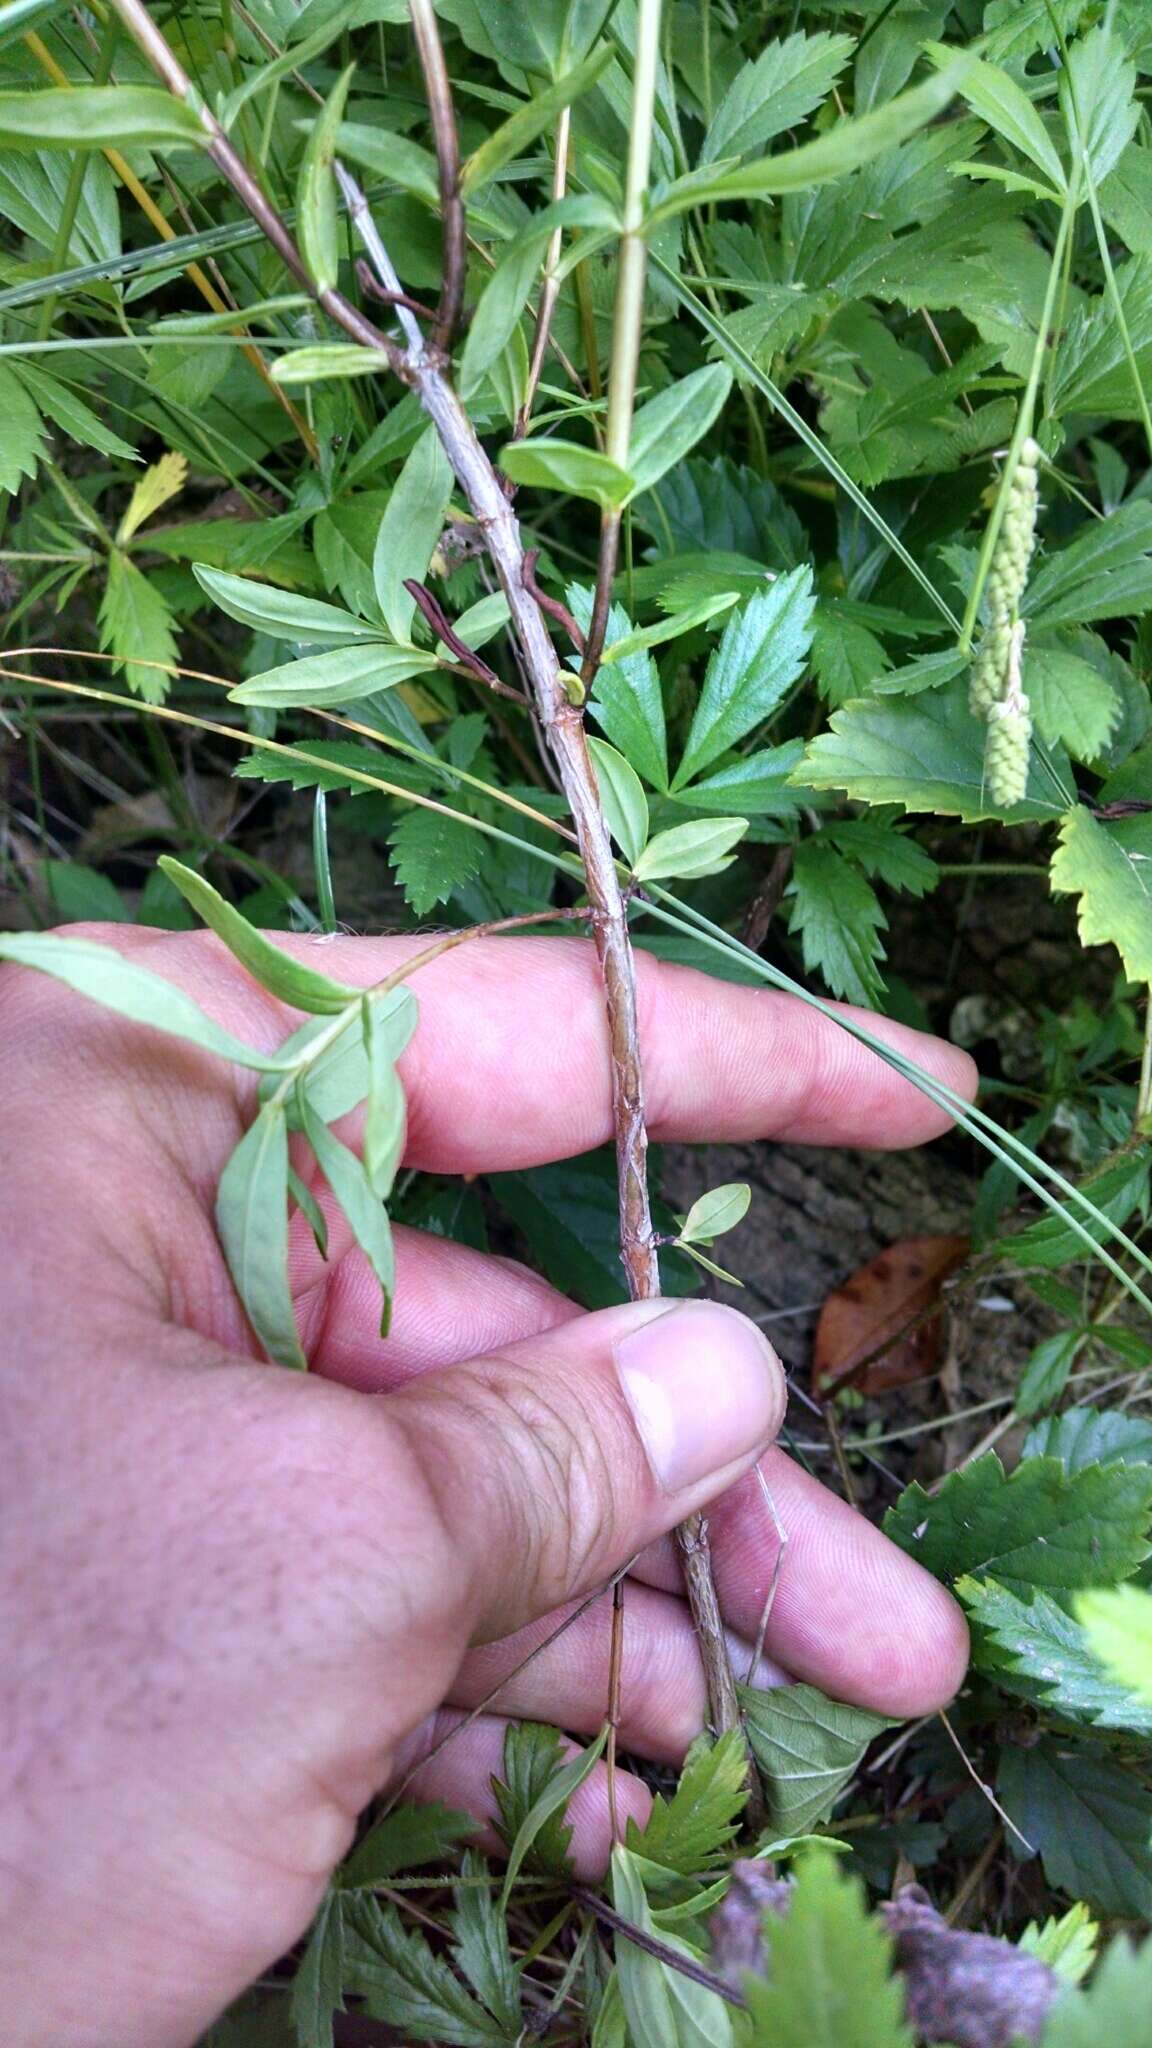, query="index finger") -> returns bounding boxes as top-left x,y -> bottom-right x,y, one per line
275,931 -> 976,1171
